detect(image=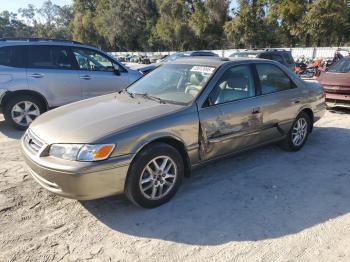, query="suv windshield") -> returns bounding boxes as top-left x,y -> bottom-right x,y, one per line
328,59 -> 350,73
127,64 -> 215,105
